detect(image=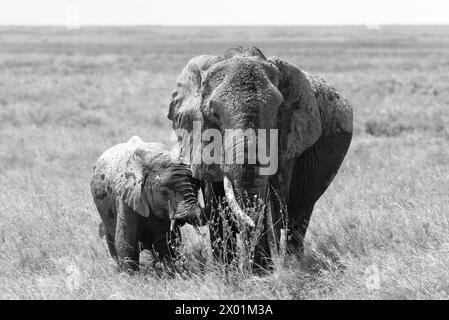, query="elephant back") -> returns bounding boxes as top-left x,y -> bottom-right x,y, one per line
90,136 -> 173,217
